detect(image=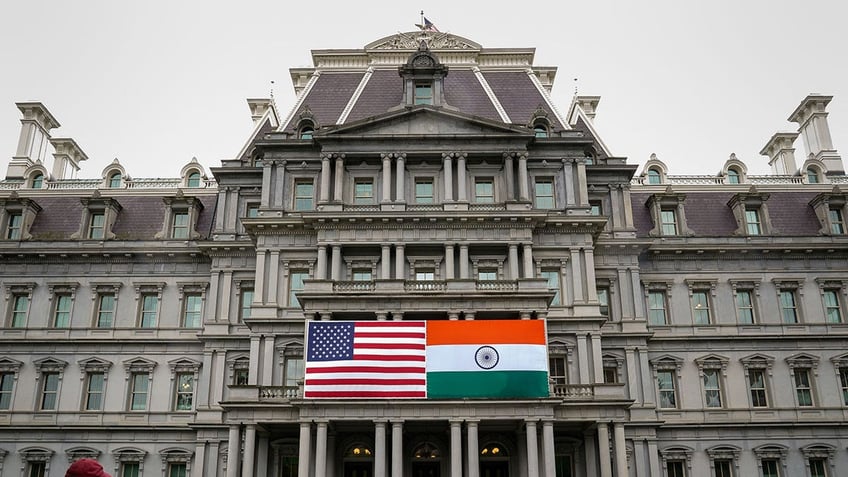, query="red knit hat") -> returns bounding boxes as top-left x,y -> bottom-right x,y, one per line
66,459 -> 112,477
